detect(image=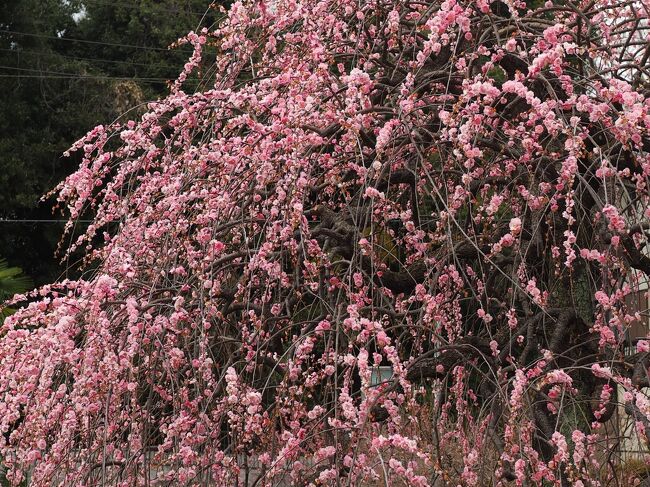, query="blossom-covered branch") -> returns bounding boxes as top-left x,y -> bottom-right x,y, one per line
3,0 -> 650,485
